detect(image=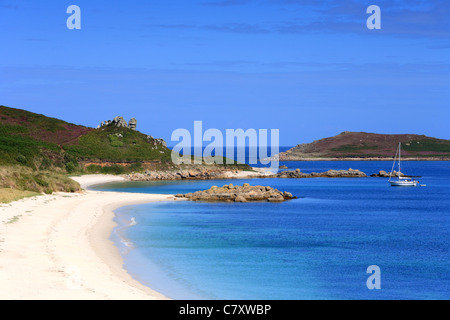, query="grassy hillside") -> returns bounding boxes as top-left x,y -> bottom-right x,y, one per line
0,105 -> 90,170
280,131 -> 450,160
0,105 -> 92,144
64,125 -> 172,162
0,105 -> 172,172
0,105 -> 174,196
